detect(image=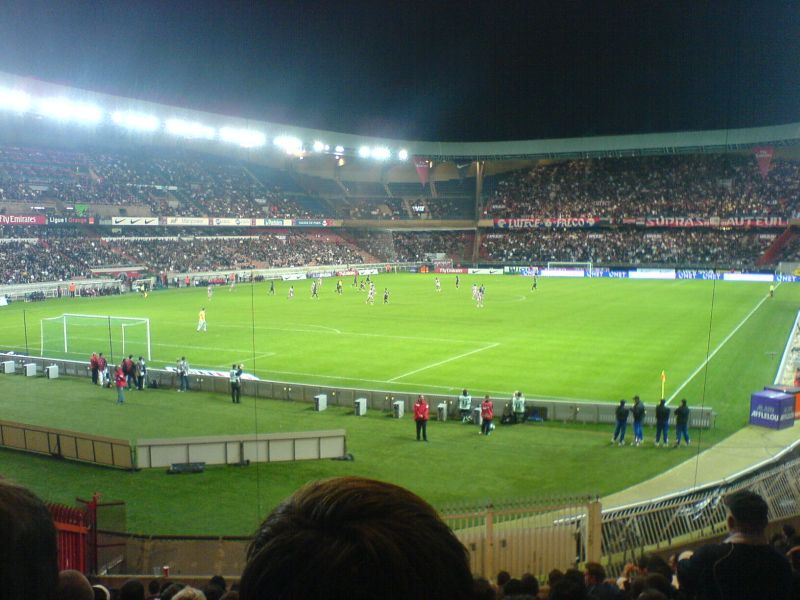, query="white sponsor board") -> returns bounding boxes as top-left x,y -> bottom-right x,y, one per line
468,268 -> 504,275
166,217 -> 209,226
541,268 -> 585,278
282,273 -> 306,281
723,273 -> 774,283
629,270 -> 676,280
